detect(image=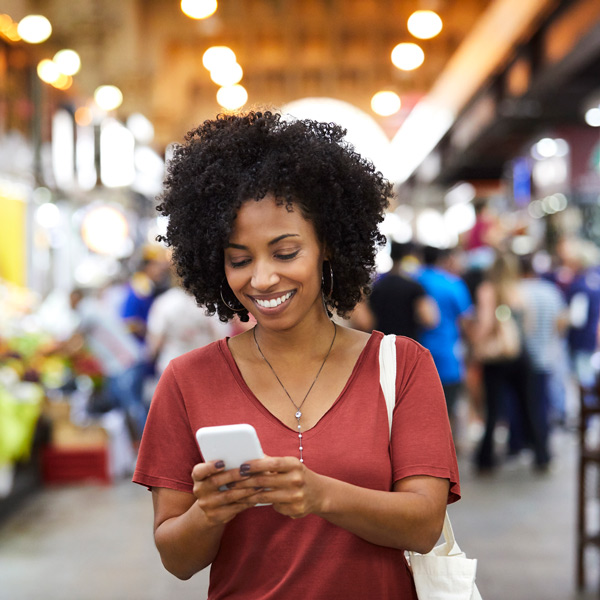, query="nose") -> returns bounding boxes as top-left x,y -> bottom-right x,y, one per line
251,259 -> 280,290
